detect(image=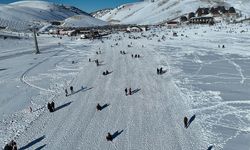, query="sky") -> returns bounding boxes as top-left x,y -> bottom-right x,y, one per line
0,0 -> 142,12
